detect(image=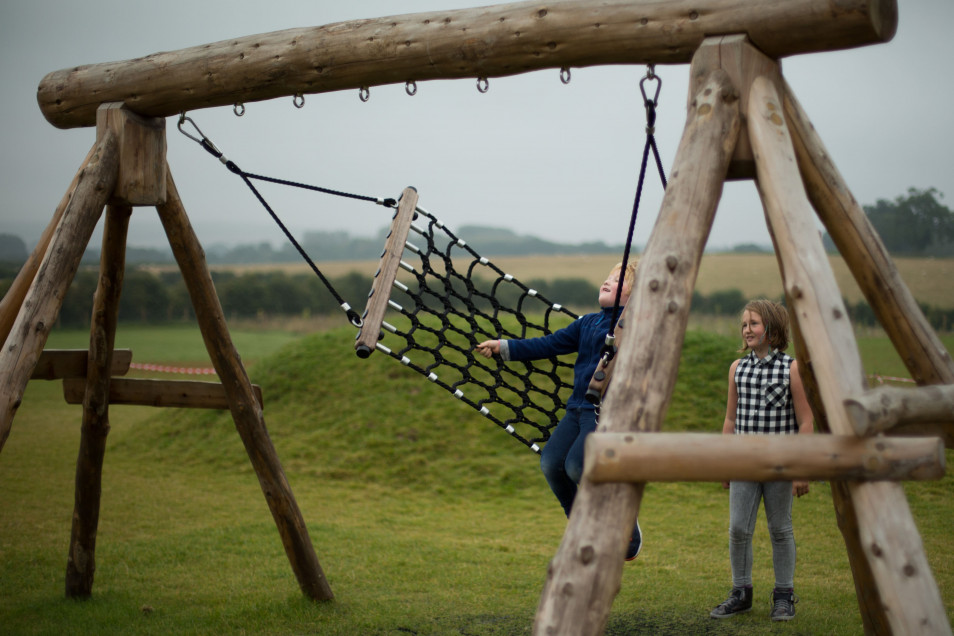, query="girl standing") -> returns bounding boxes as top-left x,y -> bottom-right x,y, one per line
710,299 -> 814,622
